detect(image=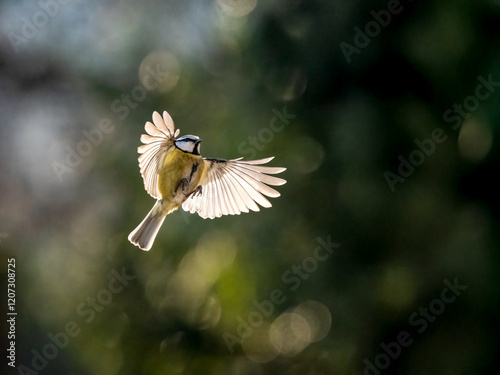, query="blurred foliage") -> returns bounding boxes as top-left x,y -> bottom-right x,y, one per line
1,0 -> 500,374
